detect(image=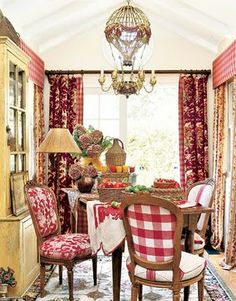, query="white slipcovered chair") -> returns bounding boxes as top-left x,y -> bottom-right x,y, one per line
186,178 -> 215,255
